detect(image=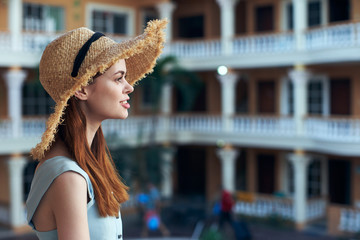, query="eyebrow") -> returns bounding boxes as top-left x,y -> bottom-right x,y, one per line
113,70 -> 126,76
